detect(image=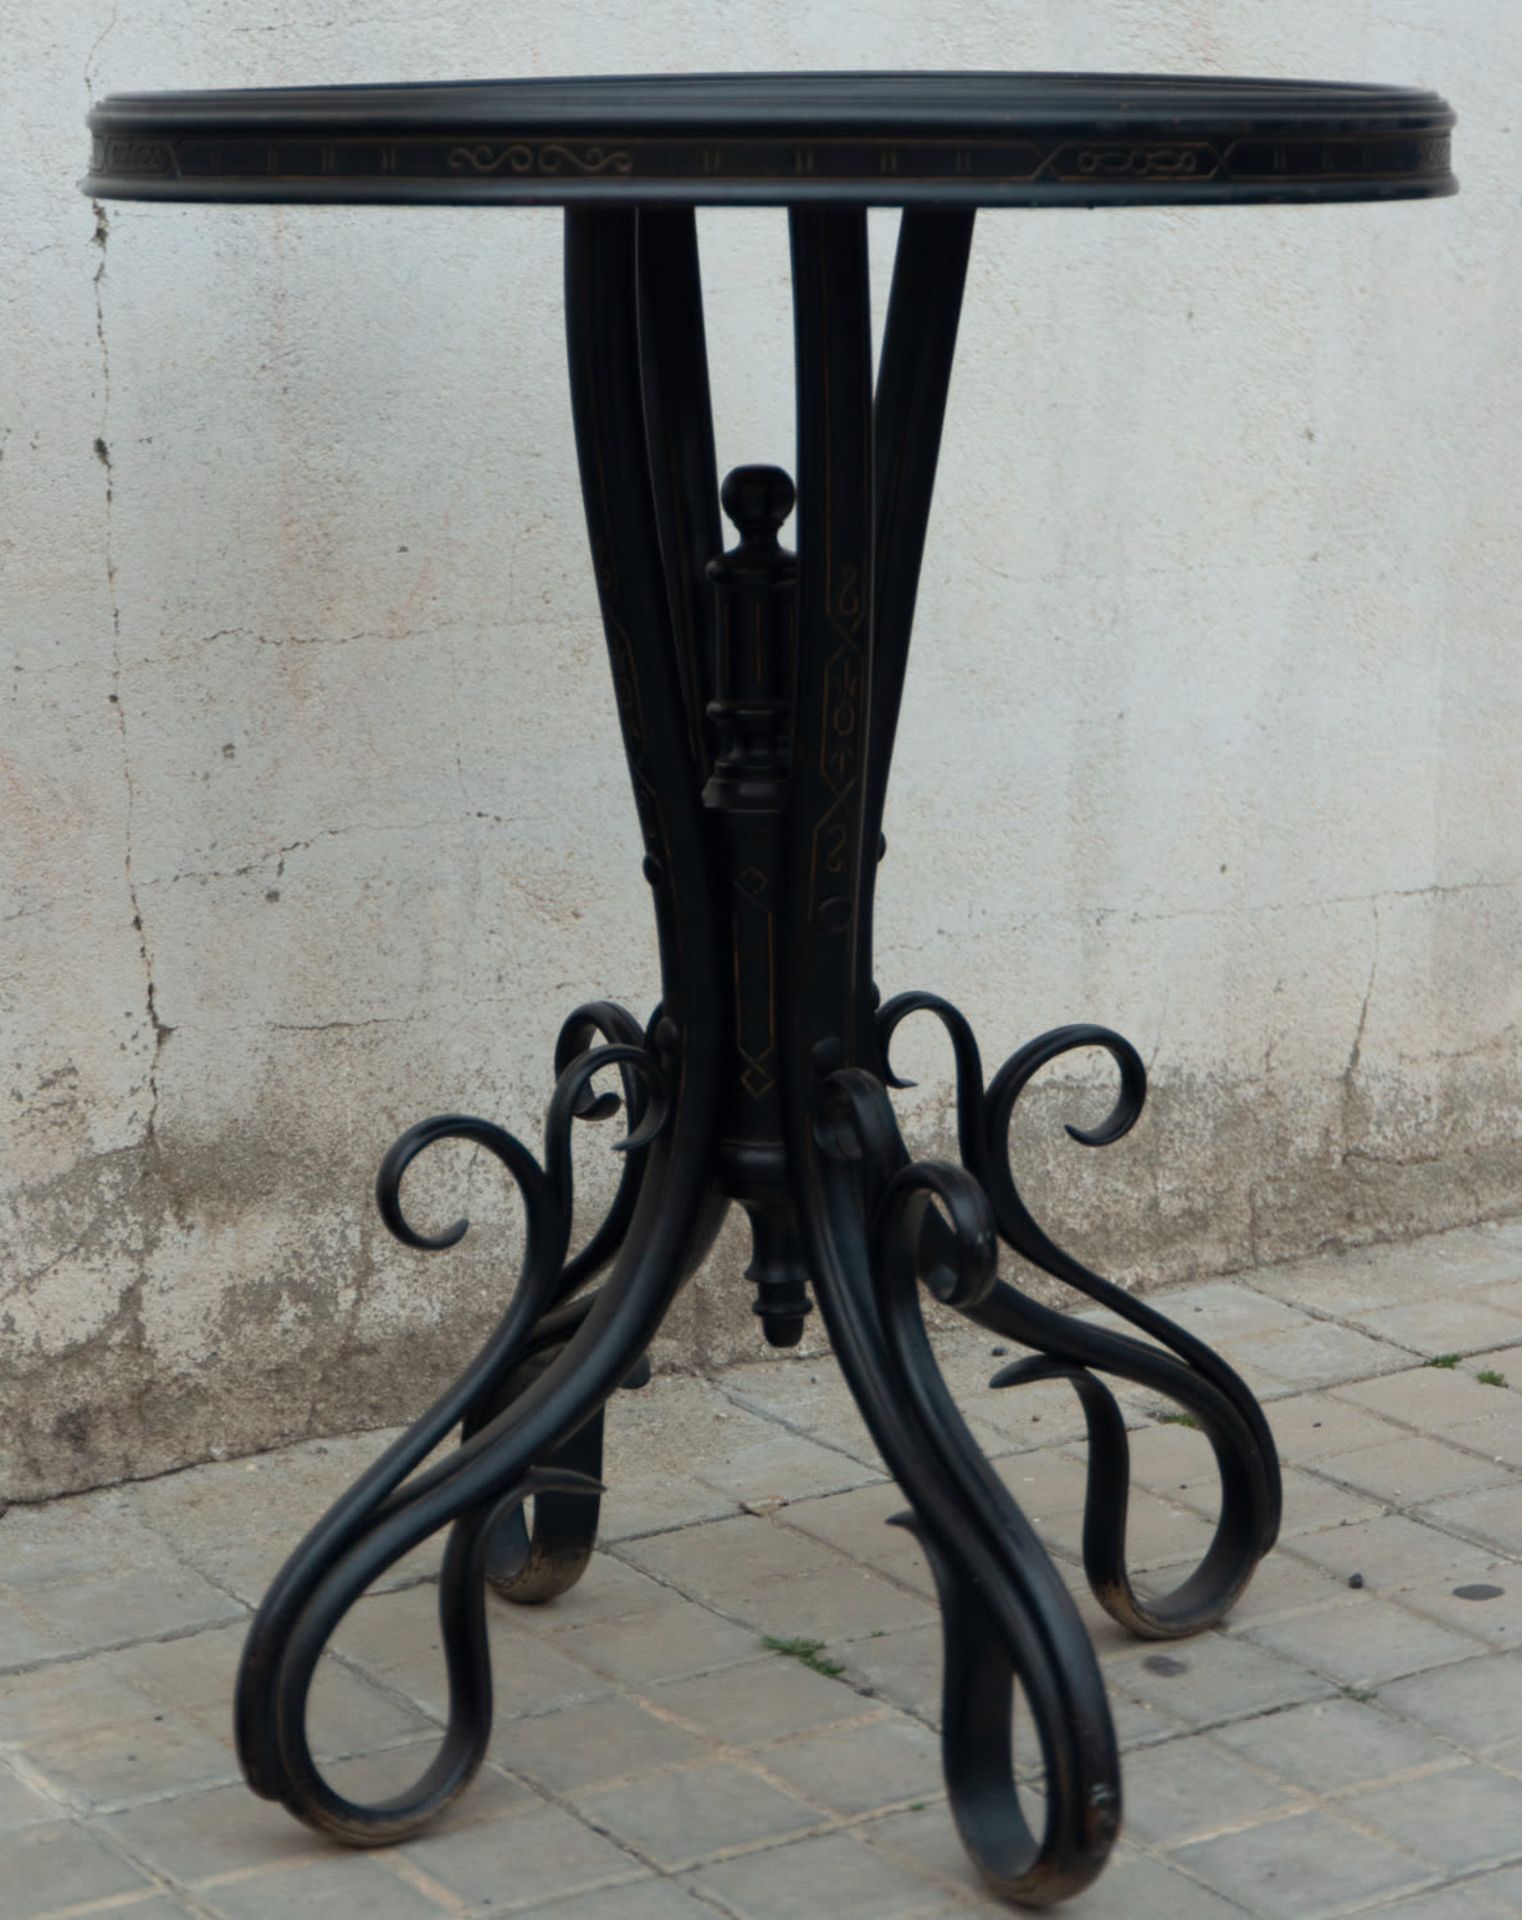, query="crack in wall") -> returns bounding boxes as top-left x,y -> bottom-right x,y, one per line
110,621 -> 481,674
265,1018 -> 403,1035
83,0 -> 120,96
16,1211 -> 114,1296
1338,902 -> 1382,1168
129,817 -> 470,891
876,871 -> 1522,976
5,623 -> 493,683
1086,873 -> 1522,931
88,194 -> 170,1193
